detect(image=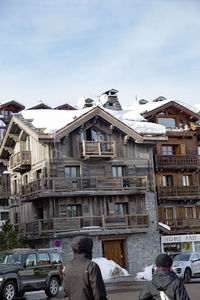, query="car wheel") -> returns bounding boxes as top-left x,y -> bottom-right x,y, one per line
17,290 -> 25,297
45,276 -> 59,297
184,268 -> 191,283
2,281 -> 16,300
